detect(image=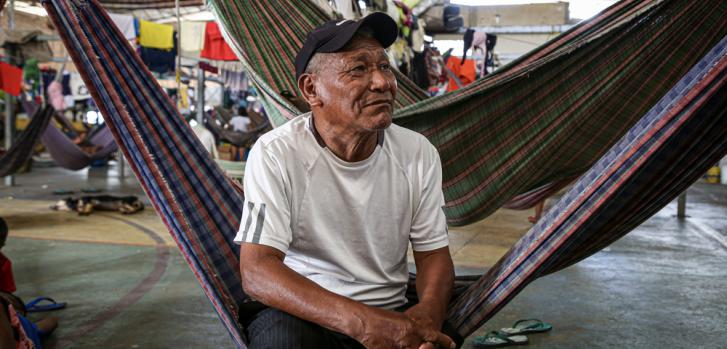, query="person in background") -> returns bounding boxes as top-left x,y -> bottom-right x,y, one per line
0,218 -> 16,294
229,107 -> 252,132
0,218 -> 59,349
